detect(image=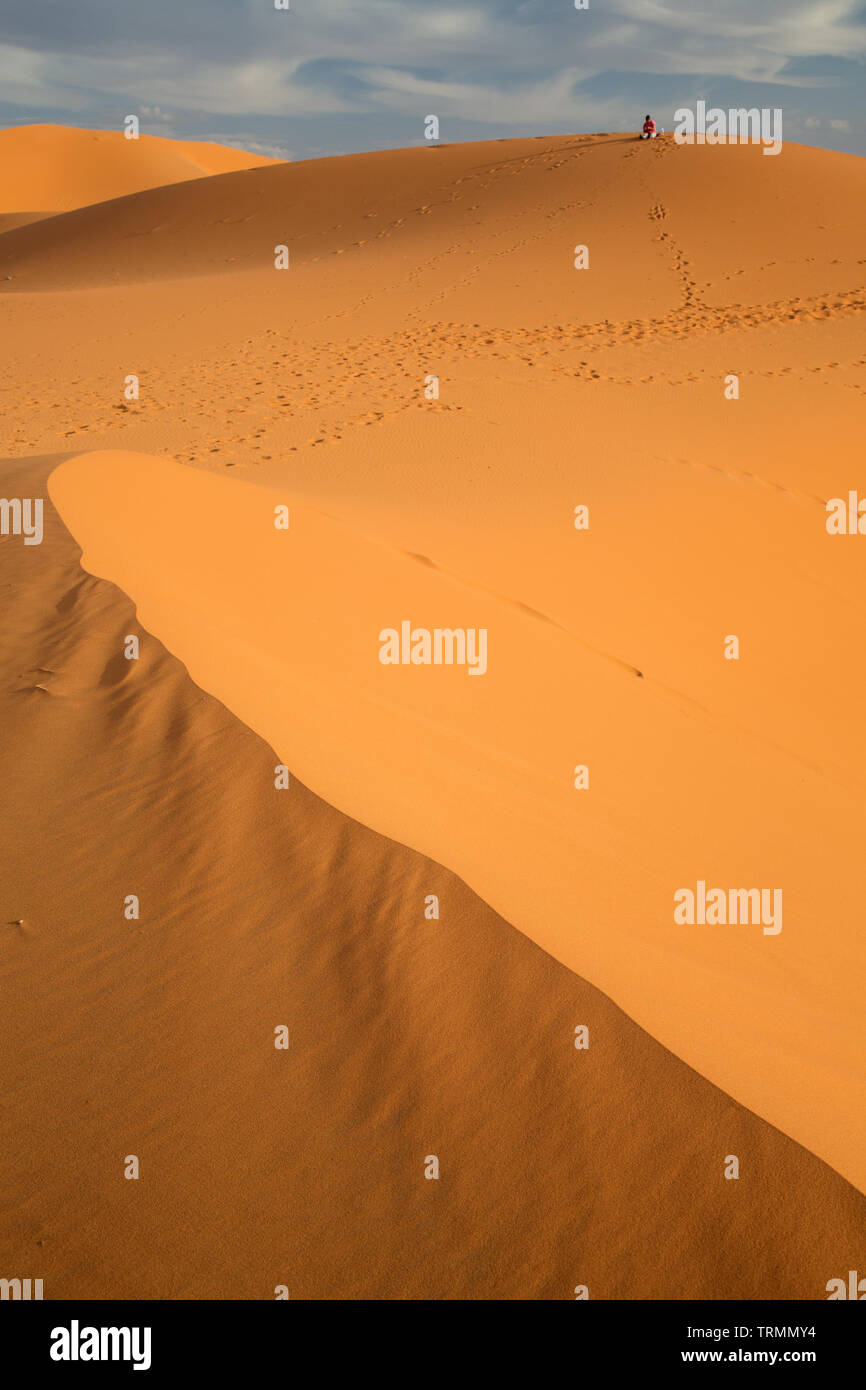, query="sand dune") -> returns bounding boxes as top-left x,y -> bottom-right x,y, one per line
4,127 -> 866,1294
0,211 -> 51,233
0,124 -> 280,223
0,134 -> 863,295
49,437 -> 866,1198
28,131 -> 865,1196
3,456 -> 865,1299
